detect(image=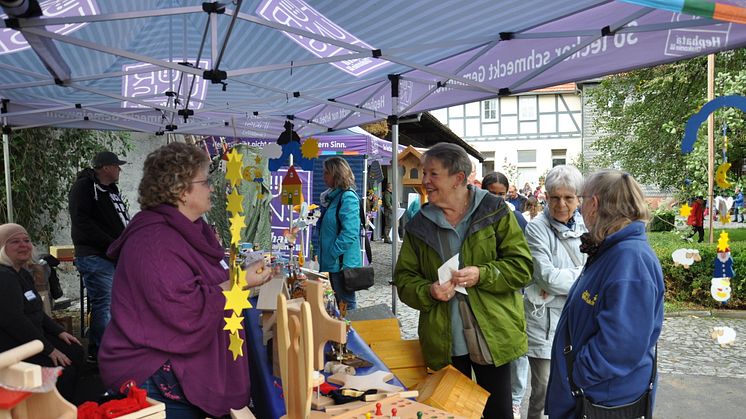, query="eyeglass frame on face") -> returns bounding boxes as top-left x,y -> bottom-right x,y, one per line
547,194 -> 580,205
190,178 -> 212,187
